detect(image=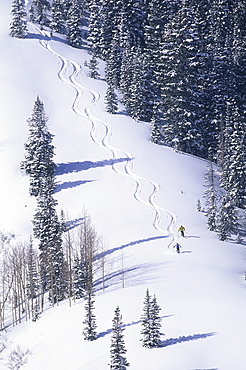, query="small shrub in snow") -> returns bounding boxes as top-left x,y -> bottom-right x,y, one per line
6,346 -> 31,370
